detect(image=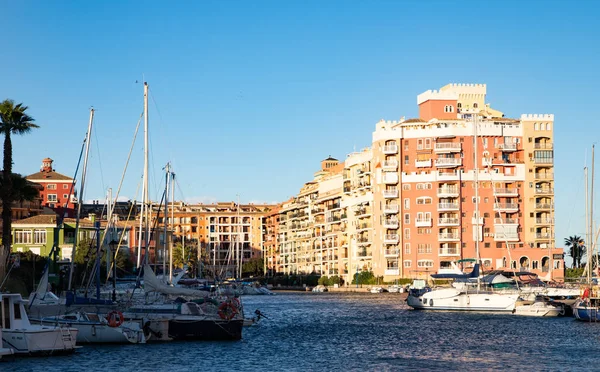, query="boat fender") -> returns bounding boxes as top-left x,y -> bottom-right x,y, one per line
107,310 -> 125,327
218,301 -> 239,320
